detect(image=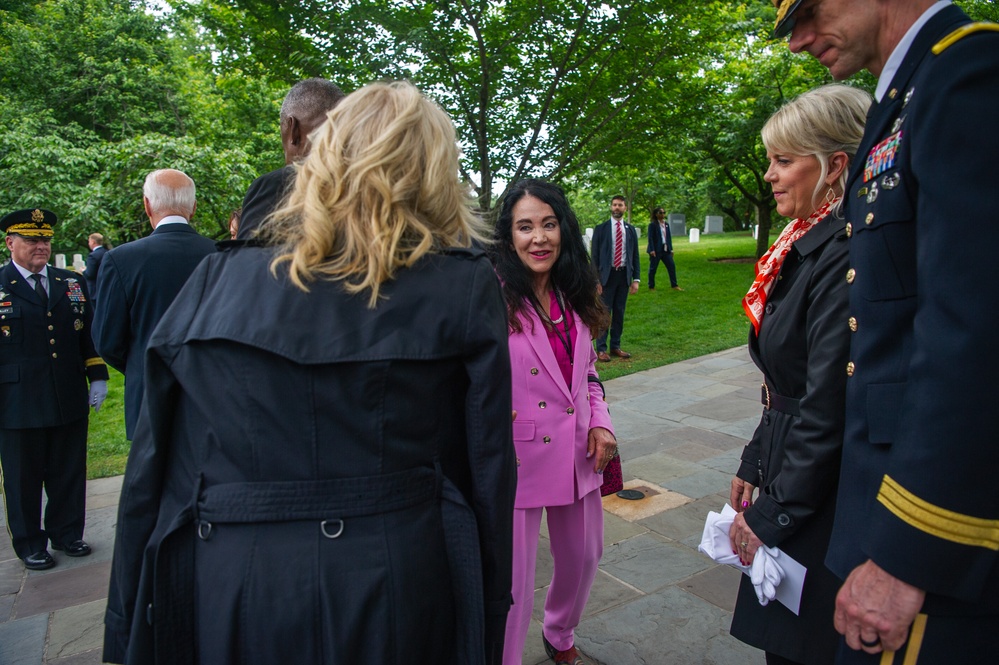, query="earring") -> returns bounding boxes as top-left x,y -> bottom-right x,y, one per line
825,187 -> 835,204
